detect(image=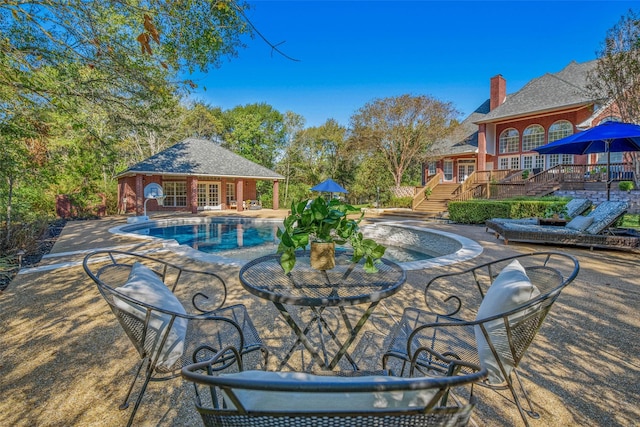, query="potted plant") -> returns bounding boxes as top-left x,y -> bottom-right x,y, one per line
544,201 -> 569,219
619,181 -> 634,192
276,197 -> 386,274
